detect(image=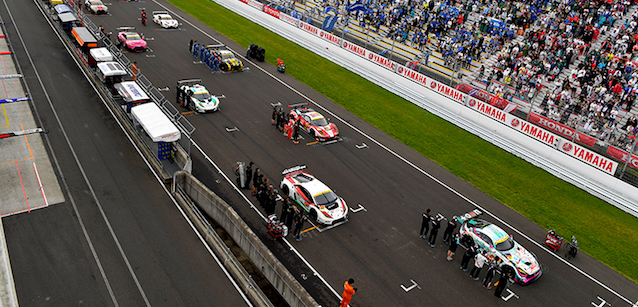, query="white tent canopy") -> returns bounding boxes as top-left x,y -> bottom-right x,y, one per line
131,103 -> 180,142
